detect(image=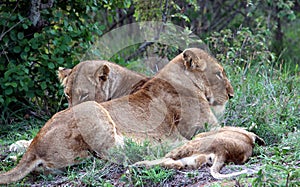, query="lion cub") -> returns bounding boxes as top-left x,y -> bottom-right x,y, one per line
134,126 -> 265,179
